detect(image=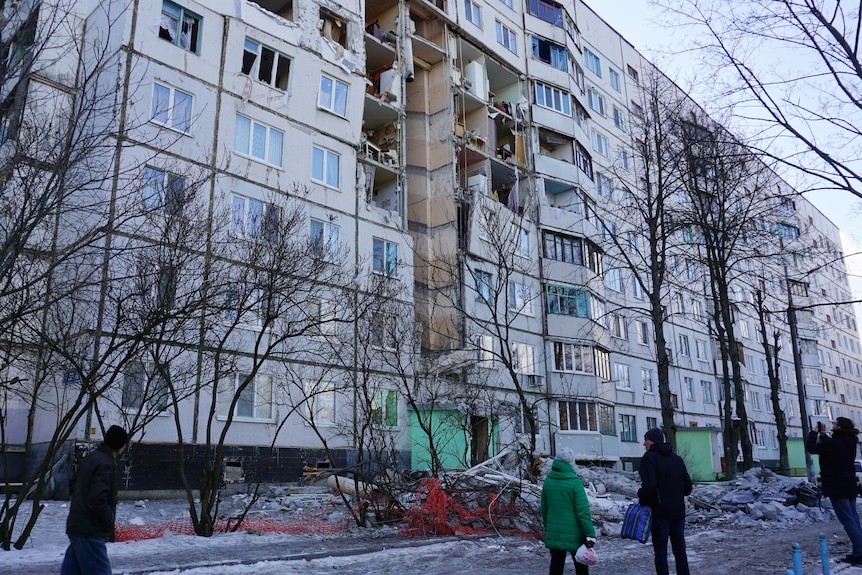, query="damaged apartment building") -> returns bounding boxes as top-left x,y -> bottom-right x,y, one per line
2,0 -> 862,492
